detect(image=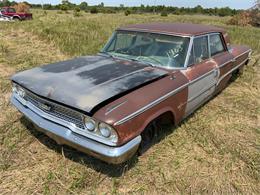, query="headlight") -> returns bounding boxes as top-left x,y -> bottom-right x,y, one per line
98,122 -> 118,143
17,87 -> 25,98
12,83 -> 25,98
99,123 -> 111,137
12,83 -> 18,93
82,116 -> 118,144
84,117 -> 96,131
